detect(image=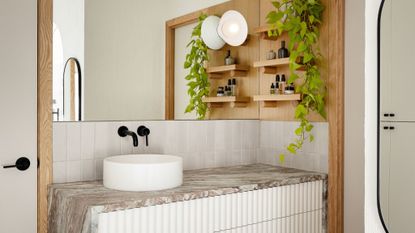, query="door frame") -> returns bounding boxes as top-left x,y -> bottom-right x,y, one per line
37,1 -> 344,233
37,0 -> 52,232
